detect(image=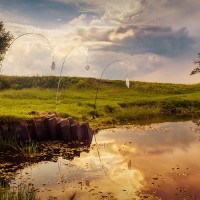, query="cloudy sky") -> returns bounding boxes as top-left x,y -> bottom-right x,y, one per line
0,0 -> 200,83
